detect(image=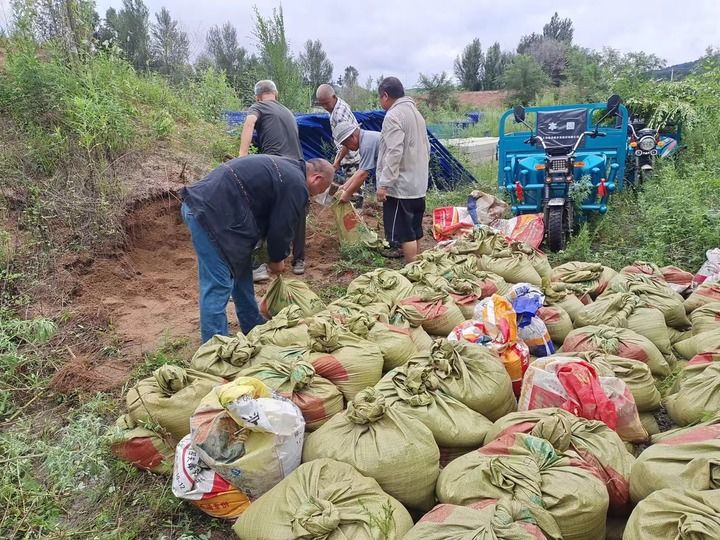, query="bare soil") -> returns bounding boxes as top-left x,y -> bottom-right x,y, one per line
48,192 -> 436,394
